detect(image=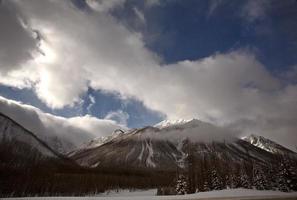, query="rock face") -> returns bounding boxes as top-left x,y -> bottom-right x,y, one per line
70,120 -> 291,170
242,134 -> 296,155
